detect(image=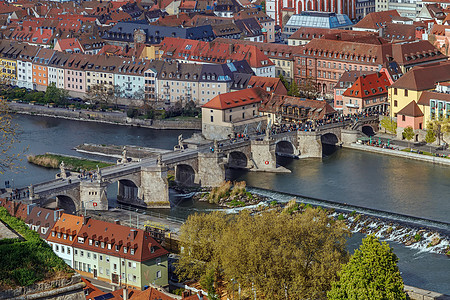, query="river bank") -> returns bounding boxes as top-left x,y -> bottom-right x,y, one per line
345,143 -> 450,166
8,102 -> 201,130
